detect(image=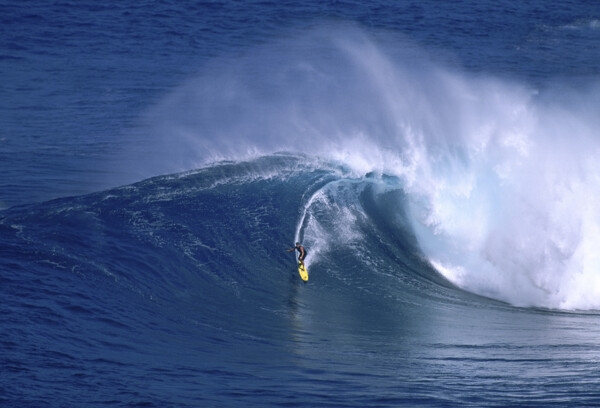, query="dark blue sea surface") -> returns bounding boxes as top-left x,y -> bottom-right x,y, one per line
2,1 -> 600,407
